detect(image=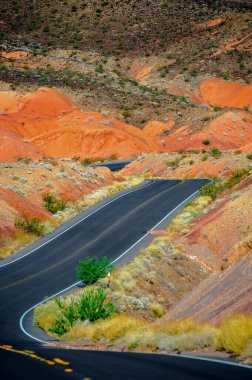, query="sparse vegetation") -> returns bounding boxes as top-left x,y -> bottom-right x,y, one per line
210,148 -> 222,158
167,158 -> 180,169
246,153 -> 252,160
202,139 -> 210,146
43,194 -> 67,214
15,217 -> 45,235
200,169 -> 251,199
